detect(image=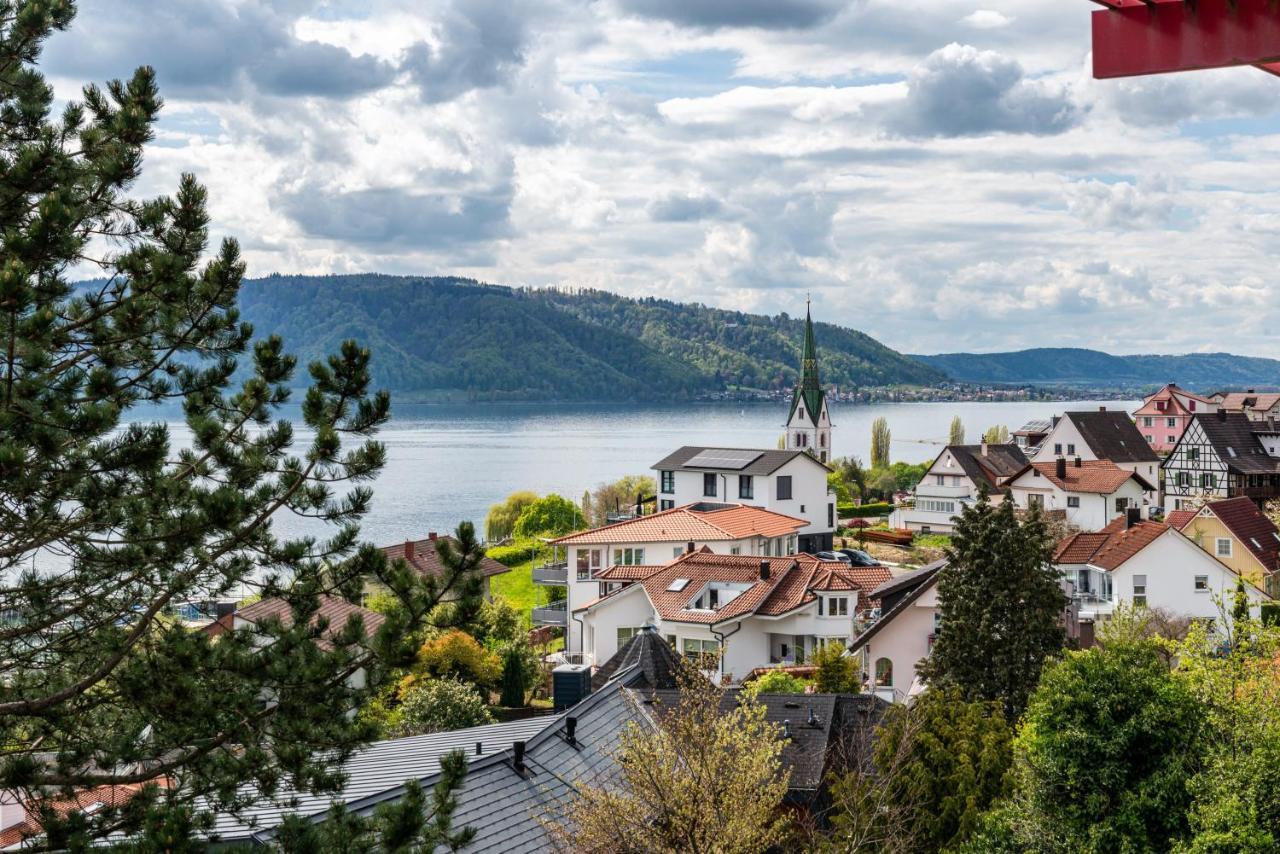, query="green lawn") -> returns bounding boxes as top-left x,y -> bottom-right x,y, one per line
489,555 -> 557,618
